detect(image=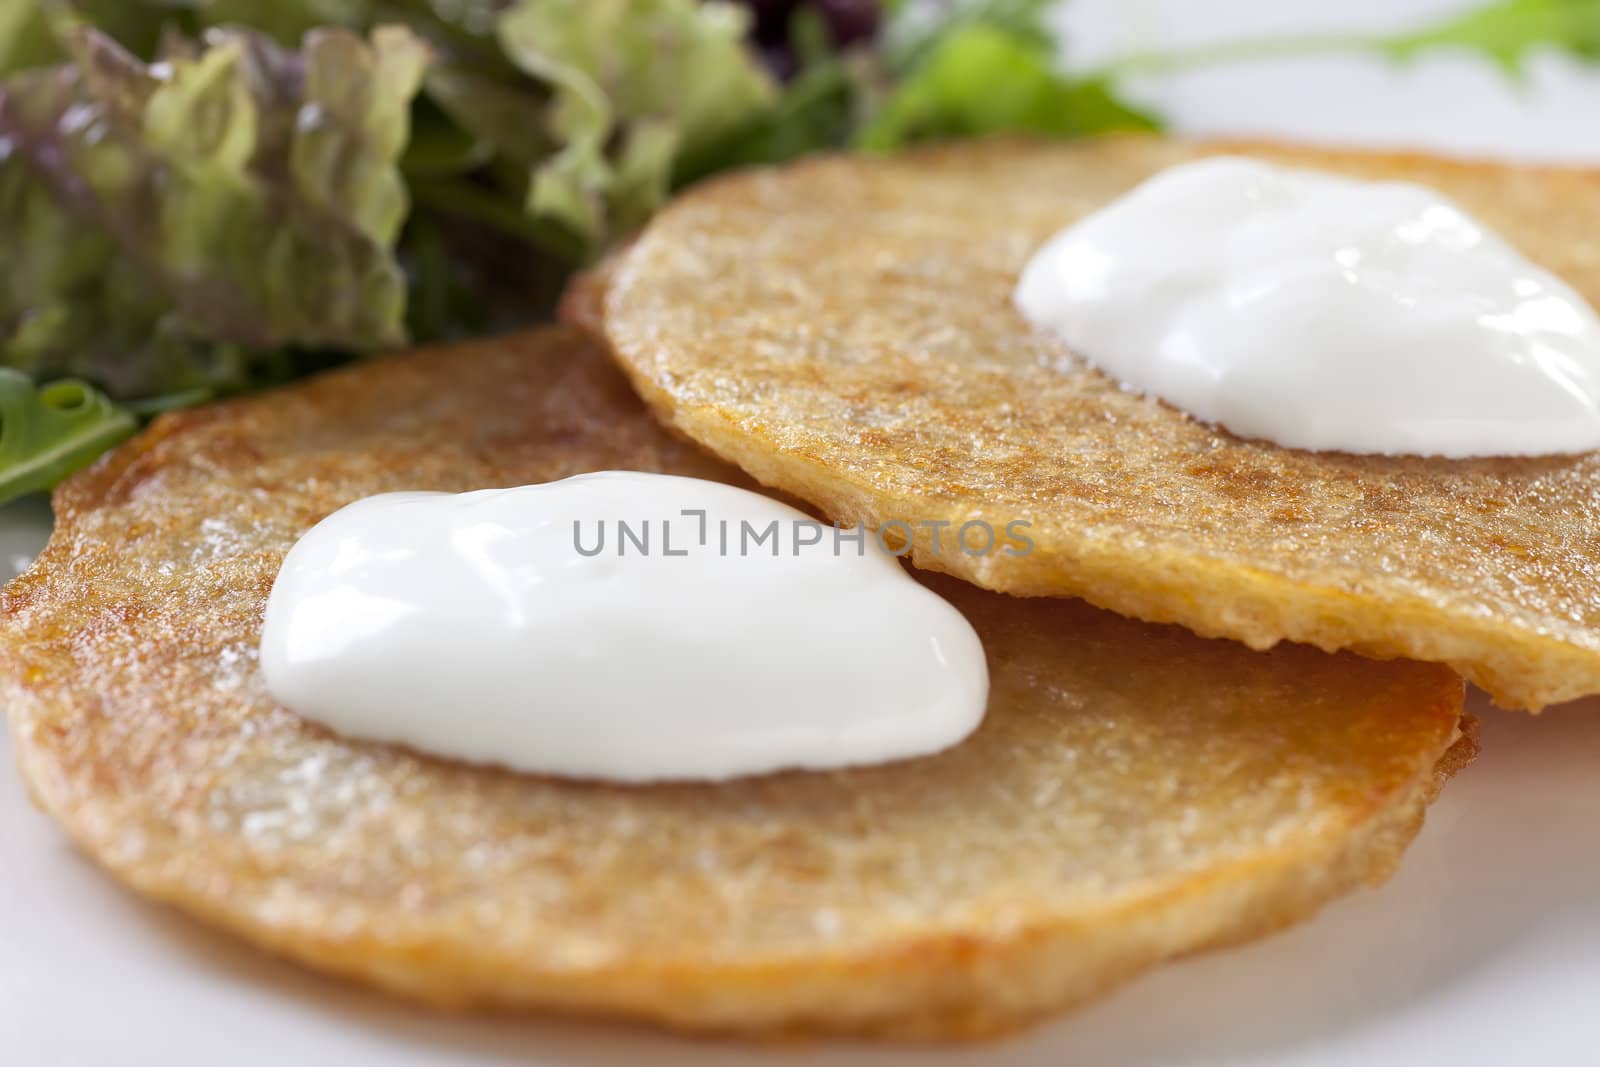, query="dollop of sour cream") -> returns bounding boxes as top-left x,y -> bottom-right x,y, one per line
259,472 -> 988,783
1015,156 -> 1600,457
